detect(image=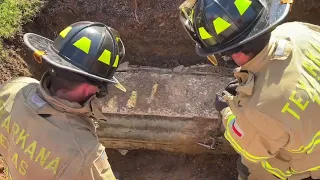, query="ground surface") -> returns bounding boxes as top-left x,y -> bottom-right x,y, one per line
106,149 -> 238,180
0,150 -> 238,180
